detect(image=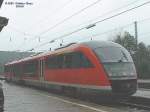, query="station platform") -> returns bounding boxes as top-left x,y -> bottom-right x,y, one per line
133,89 -> 150,99
1,81 -> 150,112
138,79 -> 150,89
138,79 -> 150,83
2,81 -> 124,112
